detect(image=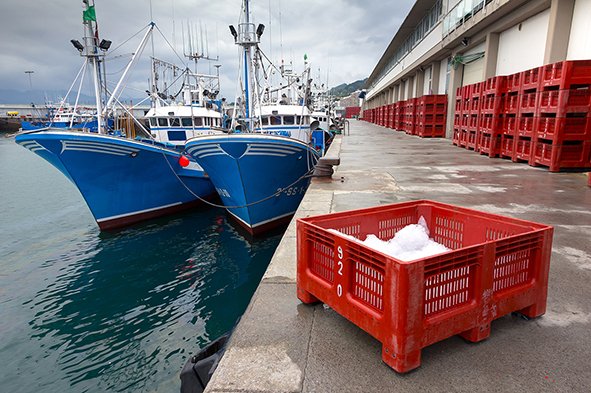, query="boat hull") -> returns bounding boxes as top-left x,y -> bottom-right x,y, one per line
15,131 -> 216,230
185,134 -> 319,235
